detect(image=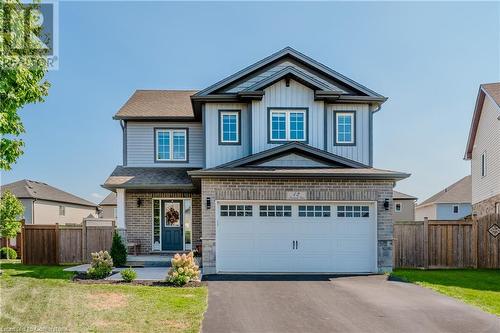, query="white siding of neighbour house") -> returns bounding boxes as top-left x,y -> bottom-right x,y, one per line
251,79 -> 325,154
20,198 -> 34,224
204,103 -> 251,168
33,200 -> 97,224
415,204 -> 436,220
471,95 -> 500,204
326,104 -> 371,165
126,122 -> 204,167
